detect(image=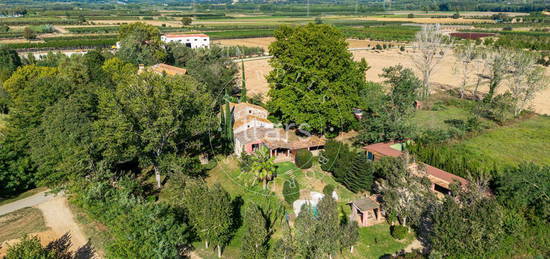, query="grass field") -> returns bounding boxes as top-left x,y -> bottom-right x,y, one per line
458,115 -> 550,167
341,223 -> 416,259
0,207 -> 48,242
